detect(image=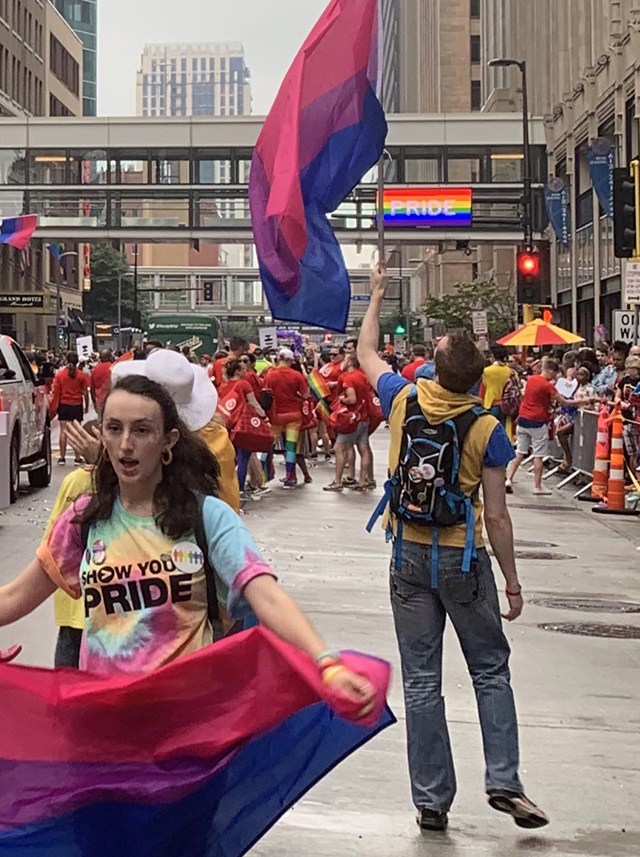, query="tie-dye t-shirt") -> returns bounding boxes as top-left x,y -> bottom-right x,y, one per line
37,495 -> 275,675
